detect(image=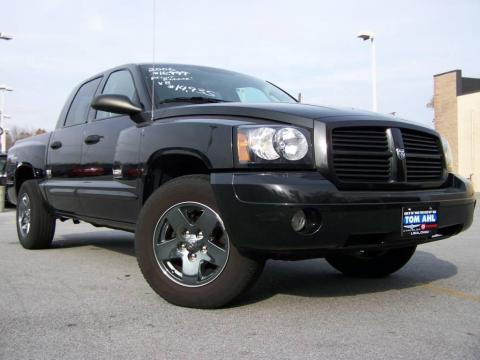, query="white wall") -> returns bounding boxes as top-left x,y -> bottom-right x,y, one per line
457,92 -> 480,191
